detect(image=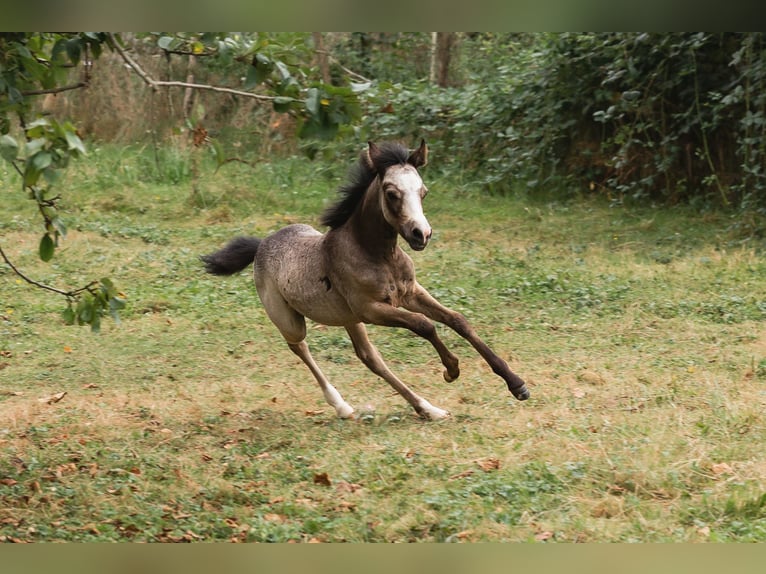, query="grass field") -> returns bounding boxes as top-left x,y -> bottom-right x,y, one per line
1,143 -> 765,542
